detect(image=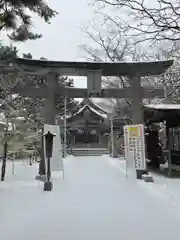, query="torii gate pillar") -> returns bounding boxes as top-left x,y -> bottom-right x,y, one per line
44,72 -> 56,125
130,74 -> 143,124
38,73 -> 56,178
130,74 -> 147,178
